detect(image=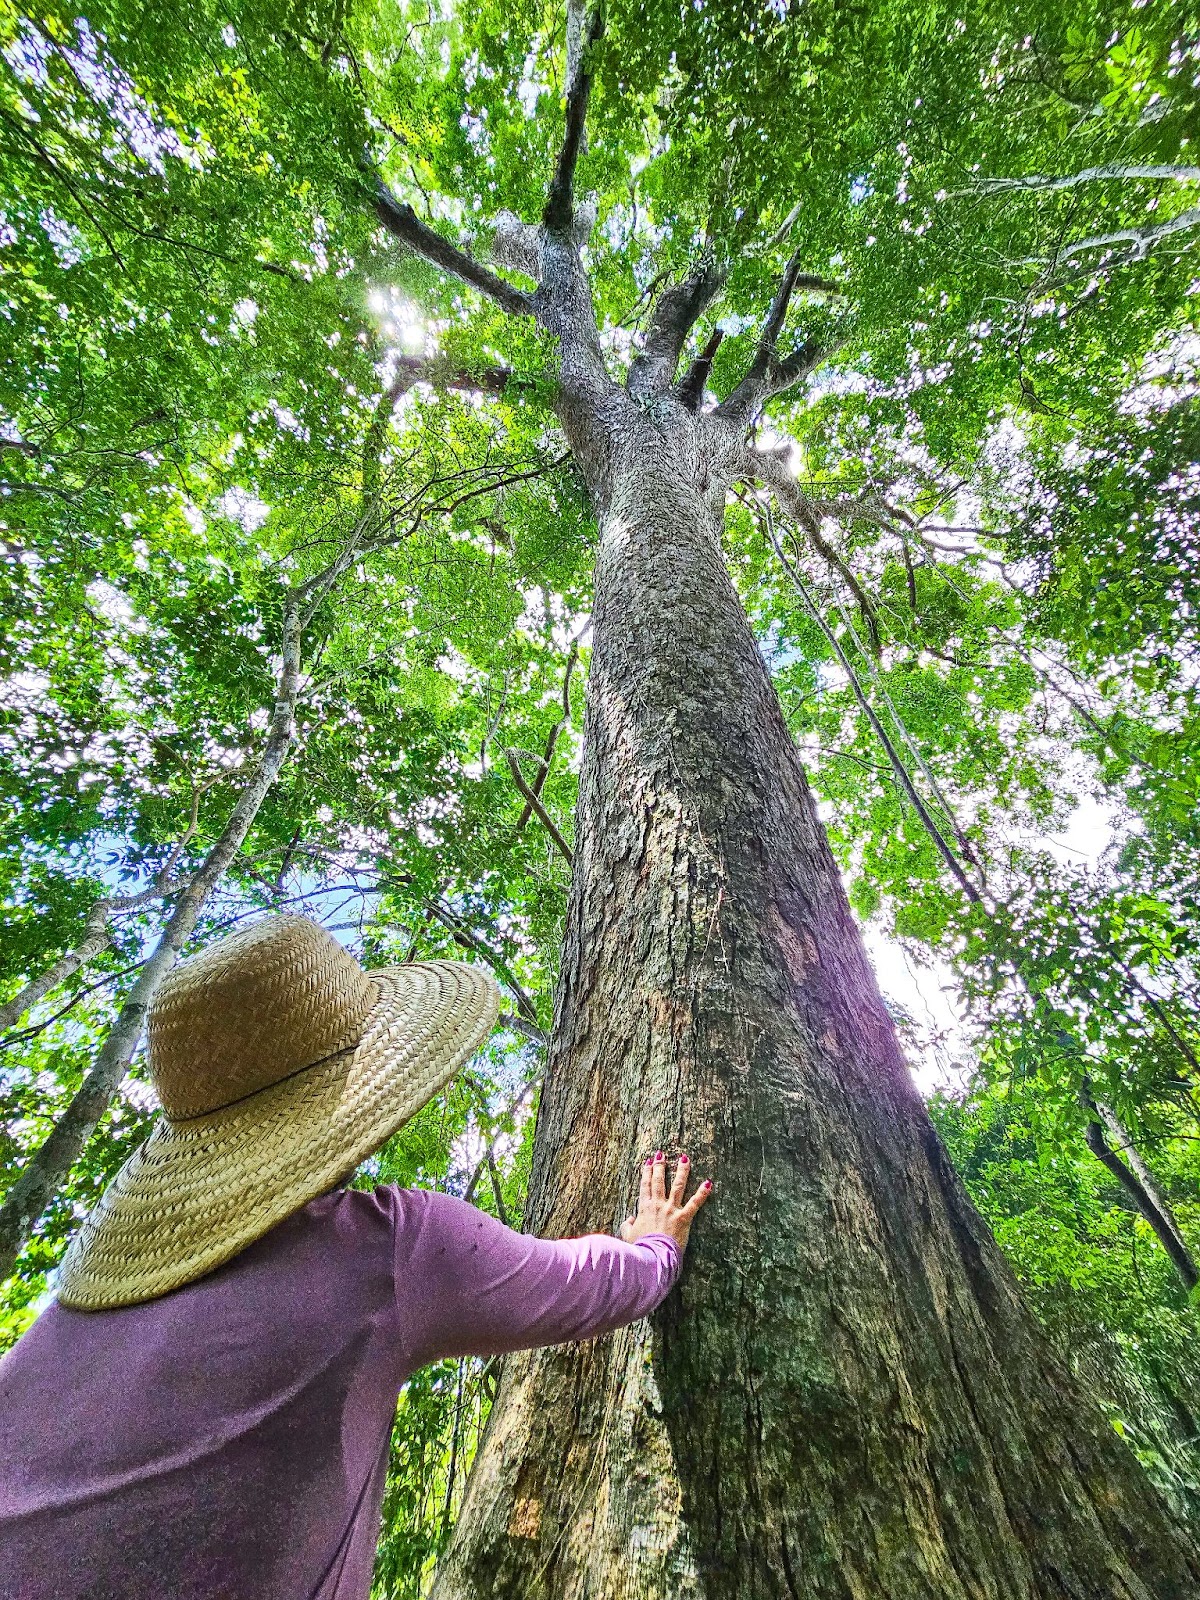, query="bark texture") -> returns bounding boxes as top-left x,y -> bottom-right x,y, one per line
431,405 -> 1200,1600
